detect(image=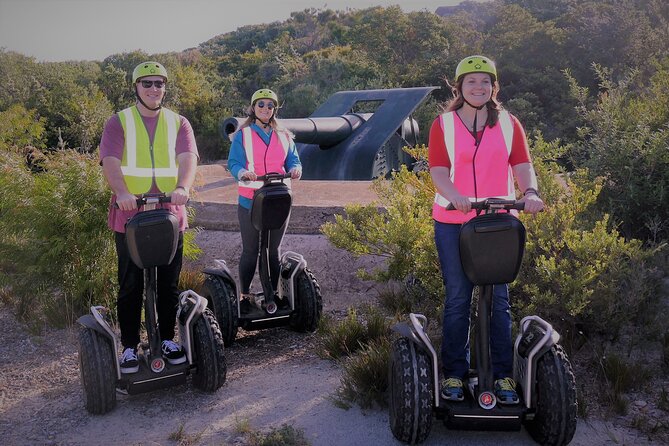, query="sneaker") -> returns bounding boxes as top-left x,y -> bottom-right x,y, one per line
161,340 -> 186,365
495,377 -> 519,405
440,377 -> 464,401
120,347 -> 139,374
